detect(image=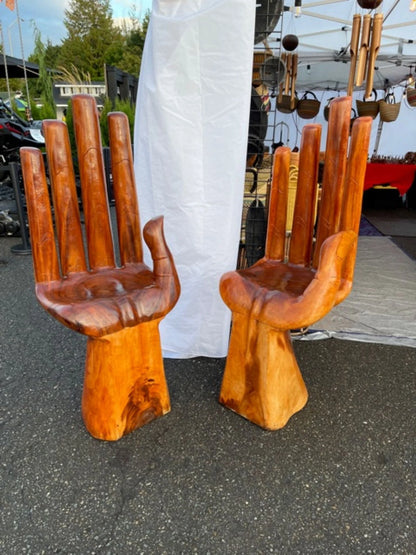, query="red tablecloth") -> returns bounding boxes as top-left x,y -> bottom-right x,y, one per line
364,163 -> 416,196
